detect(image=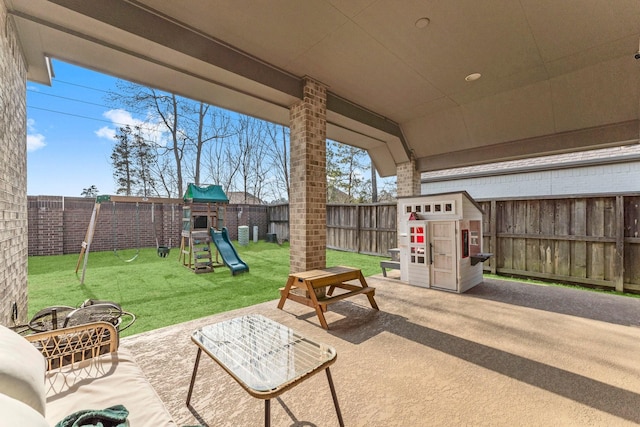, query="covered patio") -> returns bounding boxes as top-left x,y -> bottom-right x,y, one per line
123,274 -> 640,426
